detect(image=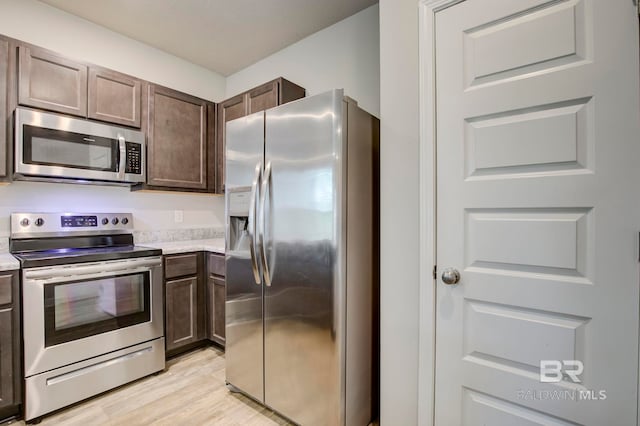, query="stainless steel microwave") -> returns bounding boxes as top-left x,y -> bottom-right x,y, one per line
14,108 -> 145,185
